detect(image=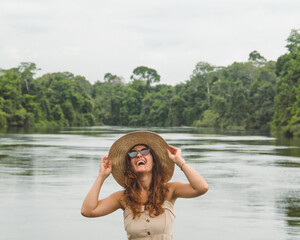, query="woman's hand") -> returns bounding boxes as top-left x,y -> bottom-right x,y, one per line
167,145 -> 209,199
81,156 -> 121,218
99,156 -> 112,178
167,145 -> 185,167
